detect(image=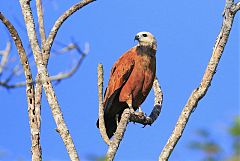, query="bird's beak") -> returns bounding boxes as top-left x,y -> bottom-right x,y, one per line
134,35 -> 140,41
